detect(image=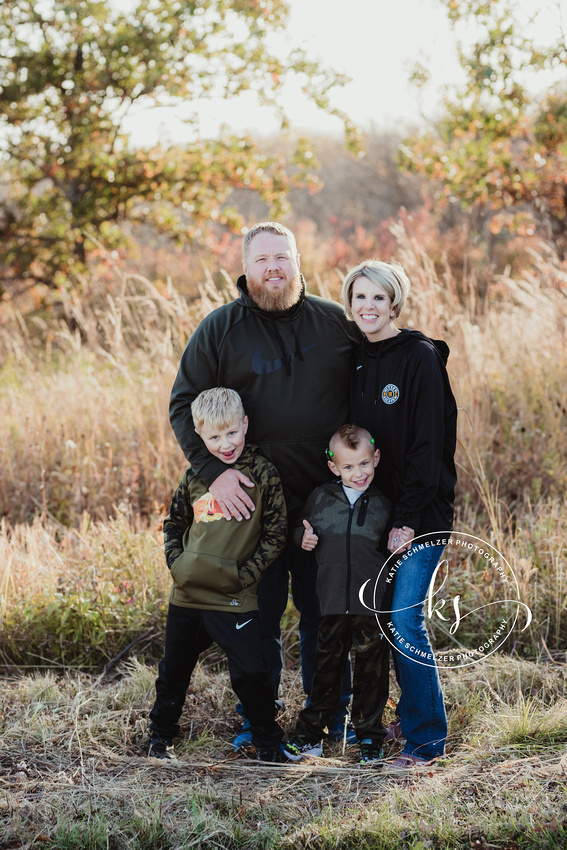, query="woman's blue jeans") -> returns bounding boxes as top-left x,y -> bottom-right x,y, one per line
389,543 -> 447,759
